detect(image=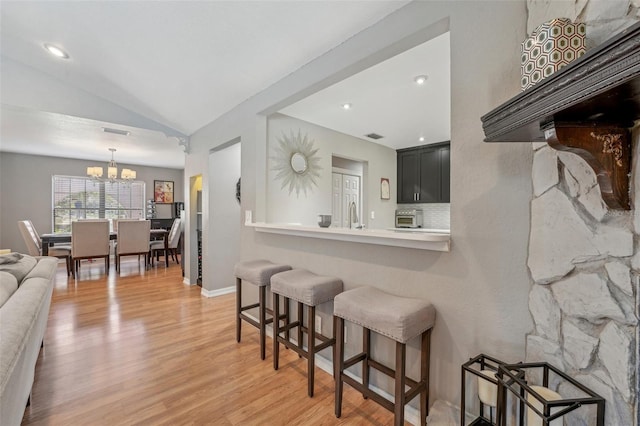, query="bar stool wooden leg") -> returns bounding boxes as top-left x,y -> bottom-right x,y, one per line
394,341 -> 406,426
308,306 -> 316,397
259,285 -> 267,360
297,302 -> 303,357
236,278 -> 242,343
421,329 -> 431,426
335,316 -> 344,418
284,296 -> 291,346
363,328 -> 370,399
332,315 -> 338,379
273,293 -> 280,370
